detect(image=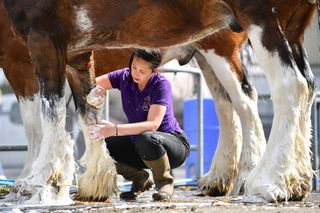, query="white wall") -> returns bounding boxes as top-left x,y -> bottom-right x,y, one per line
305,12 -> 320,66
